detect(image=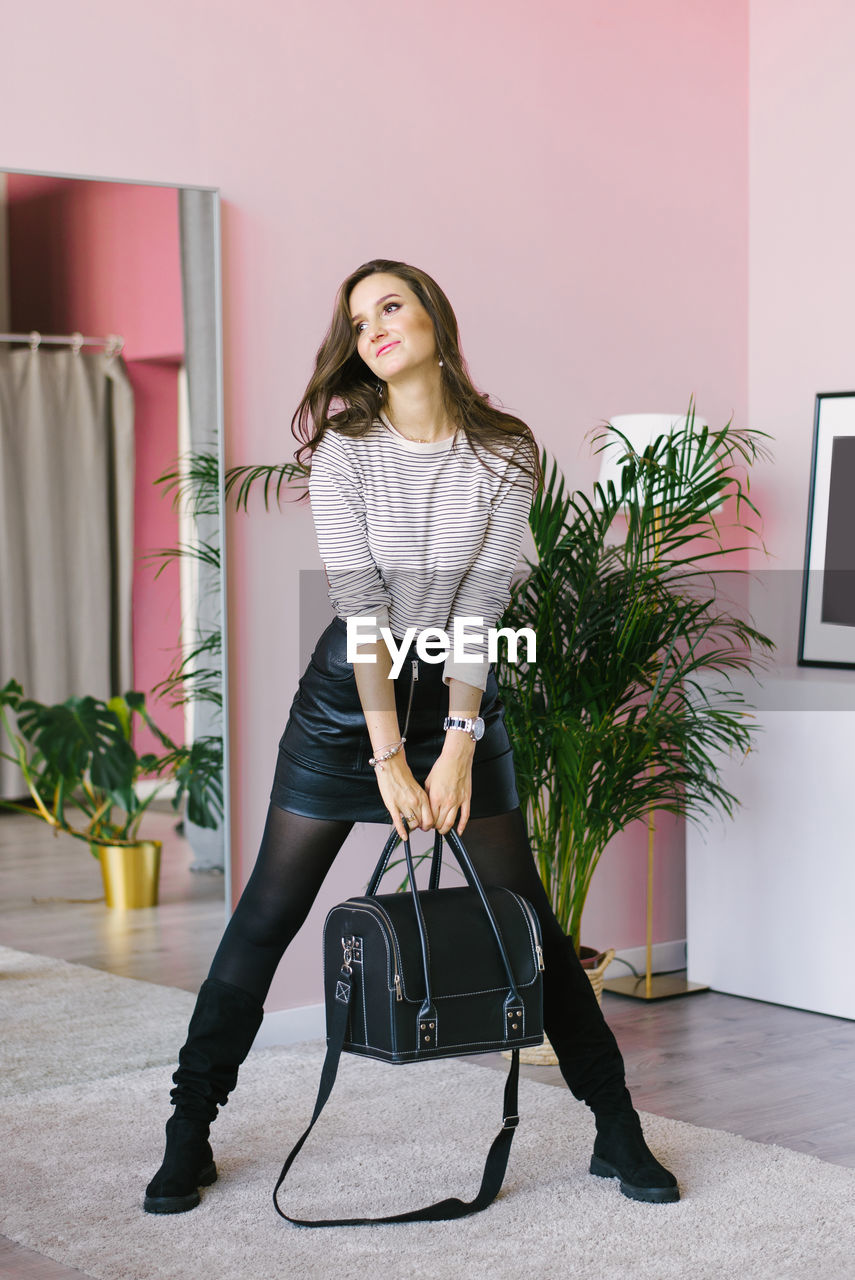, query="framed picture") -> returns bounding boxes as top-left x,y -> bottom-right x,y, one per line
798,392 -> 855,668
